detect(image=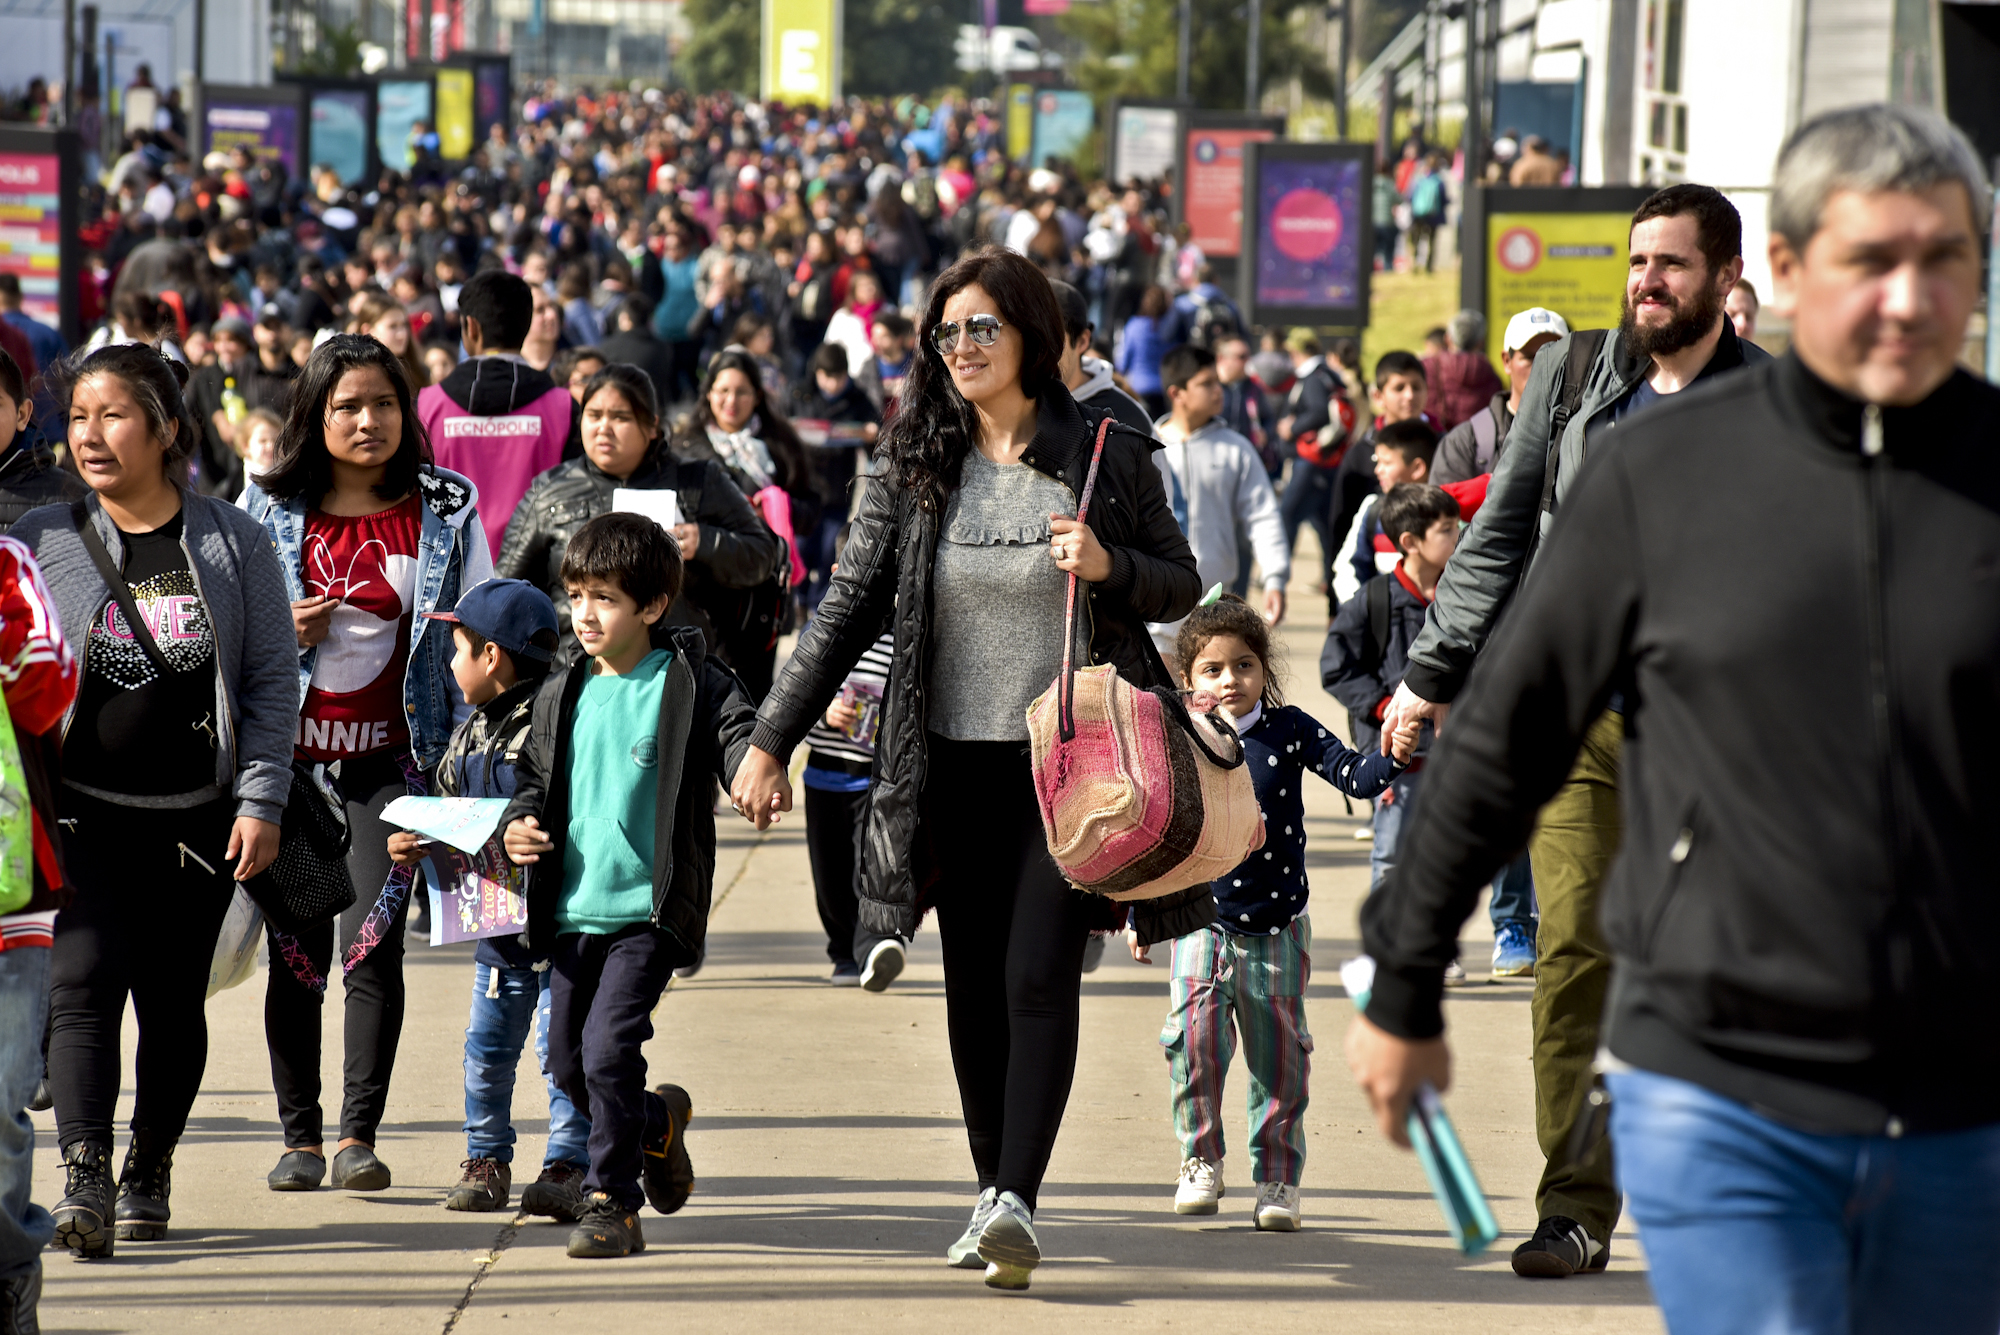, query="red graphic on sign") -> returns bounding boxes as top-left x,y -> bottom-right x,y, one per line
1496,226 -> 1543,273
1269,188 -> 1343,262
